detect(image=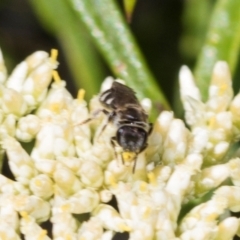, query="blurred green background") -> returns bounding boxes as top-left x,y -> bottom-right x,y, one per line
0,0 -> 240,119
